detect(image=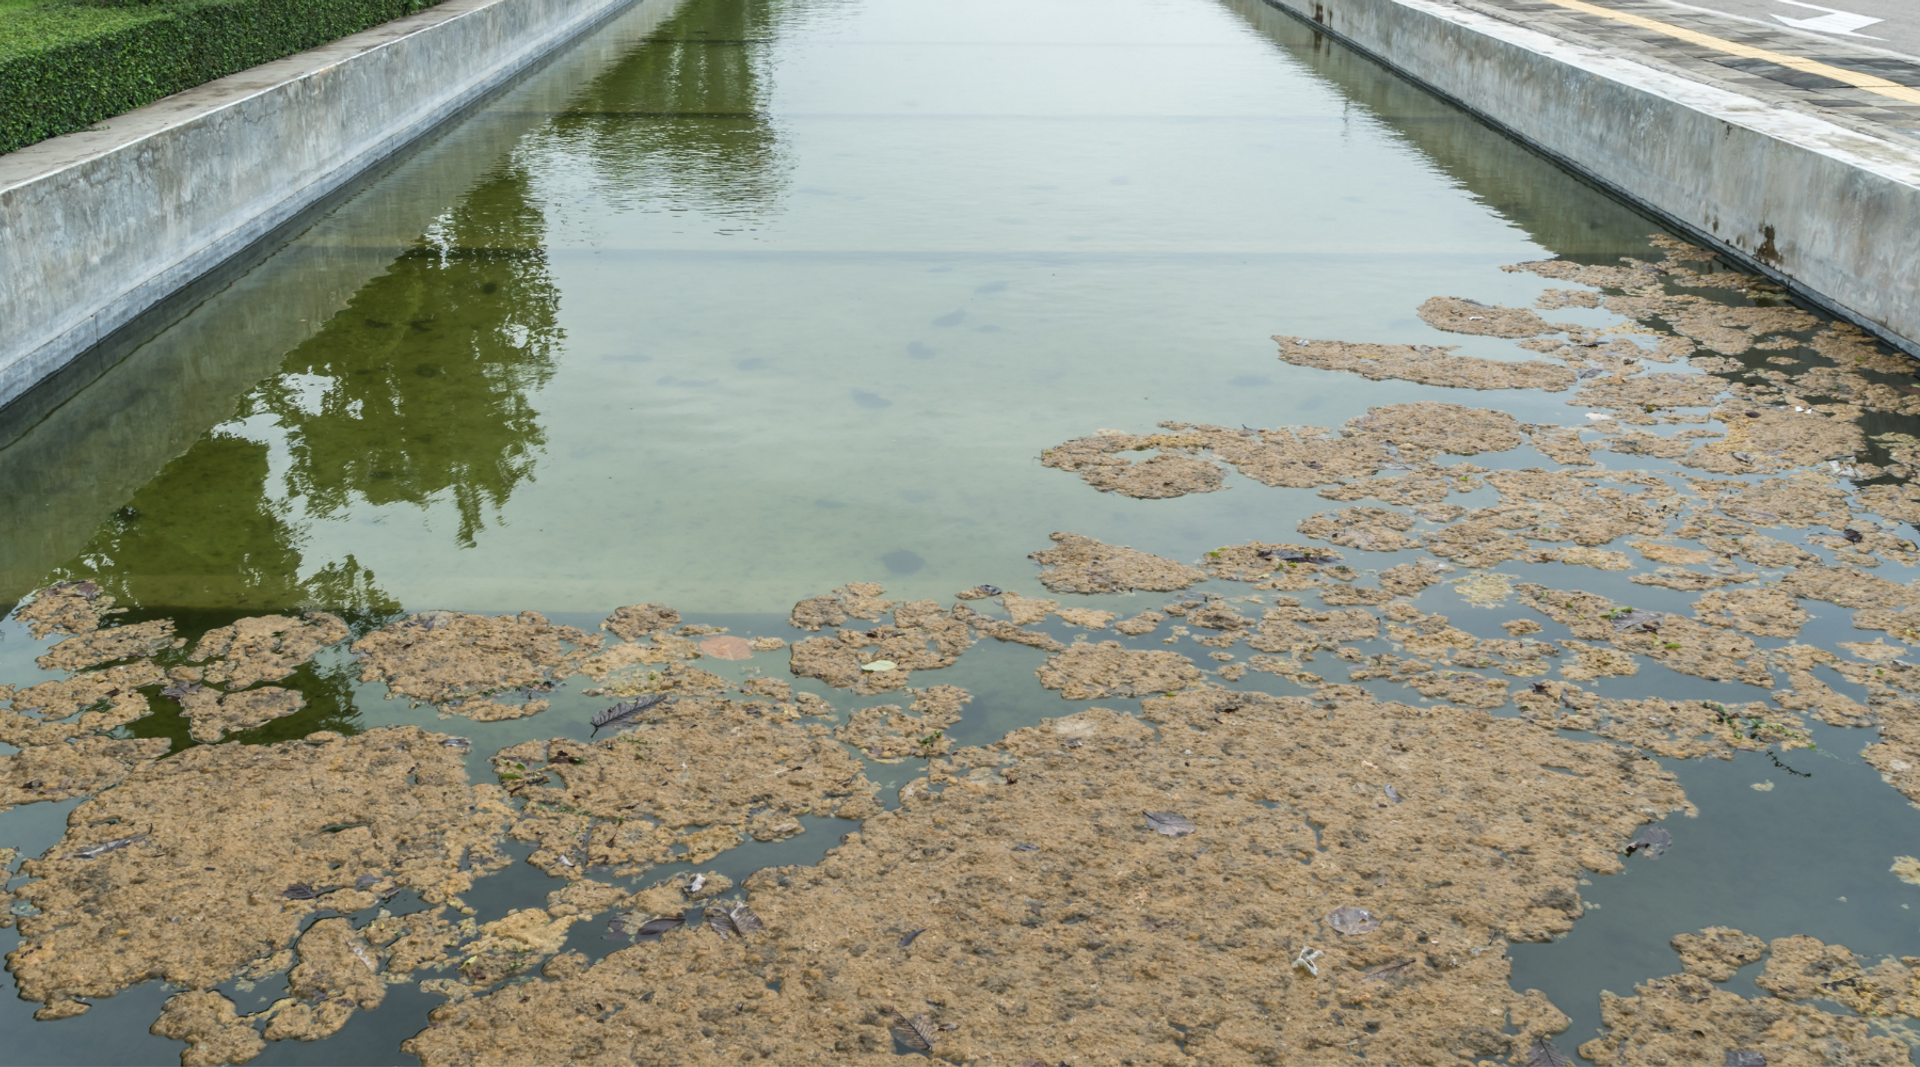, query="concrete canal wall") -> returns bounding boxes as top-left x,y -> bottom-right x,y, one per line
0,0 -> 687,603
1260,0 -> 1920,356
0,0 -> 645,411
